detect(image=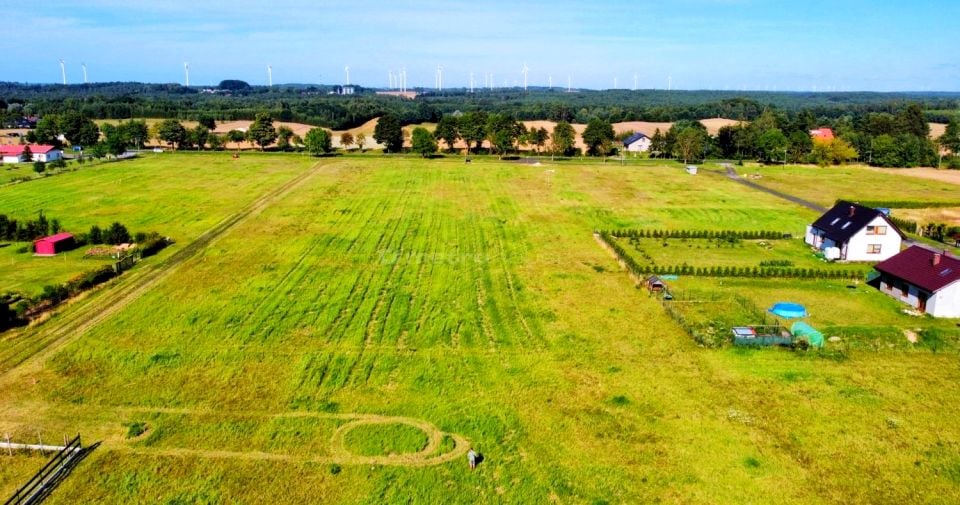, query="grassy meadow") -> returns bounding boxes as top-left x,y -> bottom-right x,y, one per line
1,154 -> 960,503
